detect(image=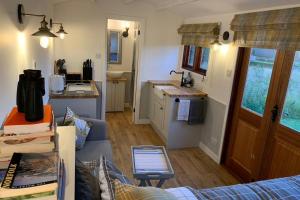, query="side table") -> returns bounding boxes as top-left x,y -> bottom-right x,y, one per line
131,146 -> 174,188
